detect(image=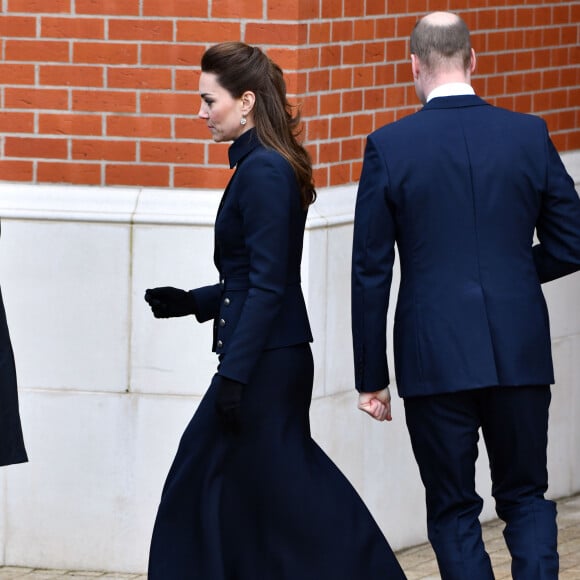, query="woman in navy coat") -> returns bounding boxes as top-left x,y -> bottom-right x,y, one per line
145,42 -> 405,579
0,223 -> 27,467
